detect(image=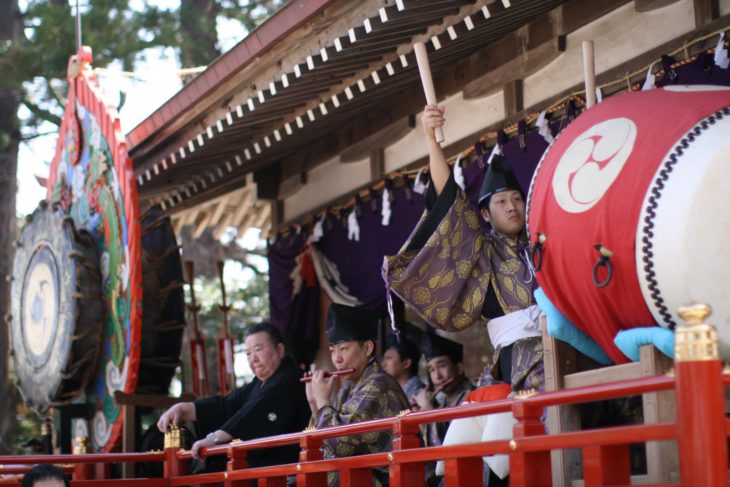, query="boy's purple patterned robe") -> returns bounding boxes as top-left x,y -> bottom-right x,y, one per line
383,179 -> 544,391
